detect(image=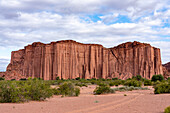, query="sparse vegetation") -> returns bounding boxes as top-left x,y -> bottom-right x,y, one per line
144,79 -> 152,86
93,84 -> 115,95
167,77 -> 170,81
154,82 -> 170,94
0,74 -> 169,103
19,78 -> 27,81
111,86 -> 149,92
0,78 -> 53,103
164,106 -> 170,113
0,77 -> 5,81
75,82 -> 88,87
56,82 -> 80,97
56,77 -> 60,80
132,75 -> 143,81
124,80 -> 142,87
